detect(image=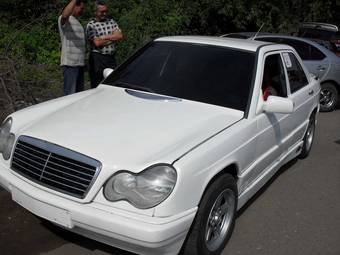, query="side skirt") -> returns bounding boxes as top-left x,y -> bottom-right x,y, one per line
237,140 -> 303,210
